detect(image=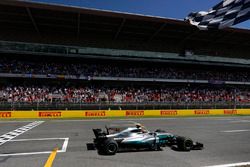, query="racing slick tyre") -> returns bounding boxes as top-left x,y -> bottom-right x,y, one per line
176,137 -> 193,151
100,138 -> 118,155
